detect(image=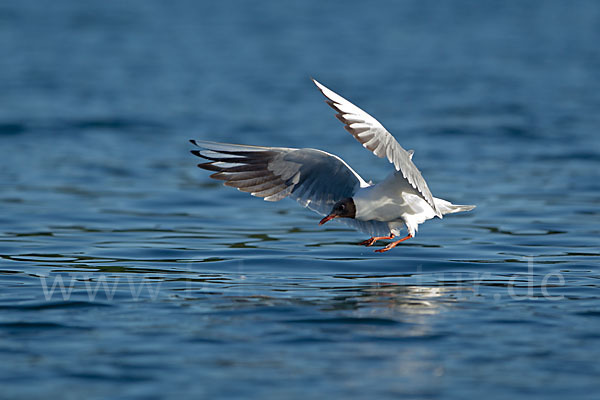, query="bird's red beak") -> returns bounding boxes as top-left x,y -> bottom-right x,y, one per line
319,213 -> 337,225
